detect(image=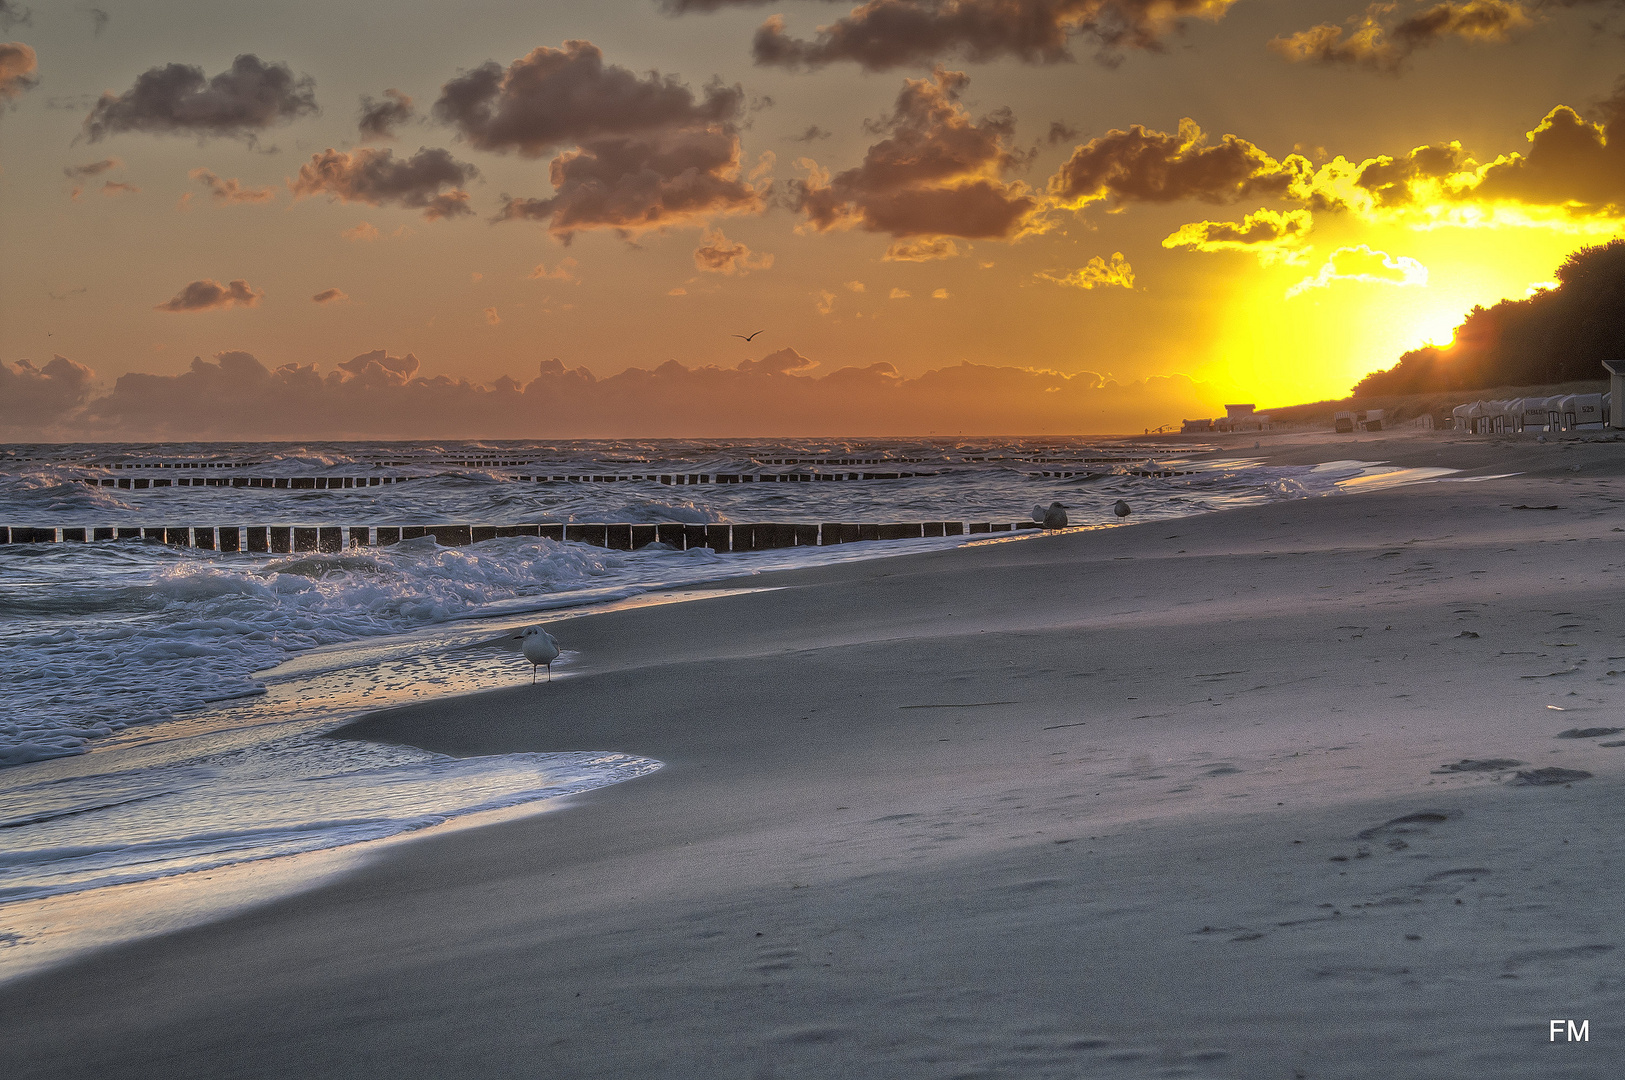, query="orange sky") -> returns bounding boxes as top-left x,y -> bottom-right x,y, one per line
2,0 -> 1622,438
